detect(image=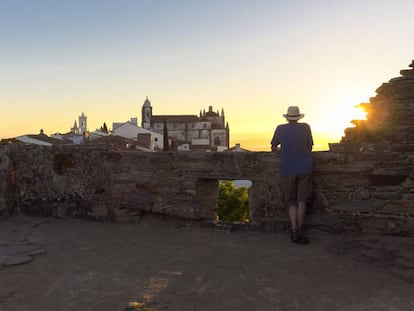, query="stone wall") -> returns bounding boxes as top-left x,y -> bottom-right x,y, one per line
1,61 -> 413,233
324,60 -> 414,232
0,144 -> 412,232
0,145 -> 279,222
